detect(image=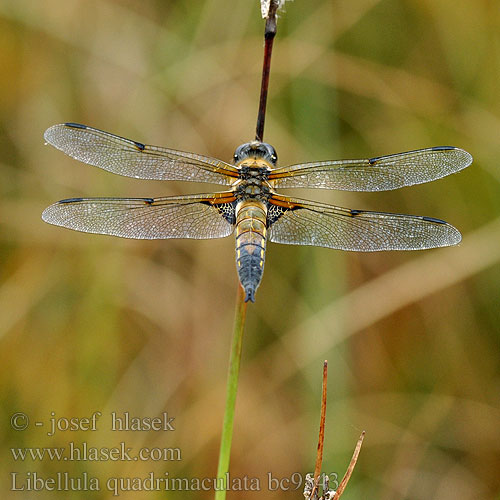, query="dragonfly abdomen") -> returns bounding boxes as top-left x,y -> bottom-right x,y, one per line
235,200 -> 268,302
